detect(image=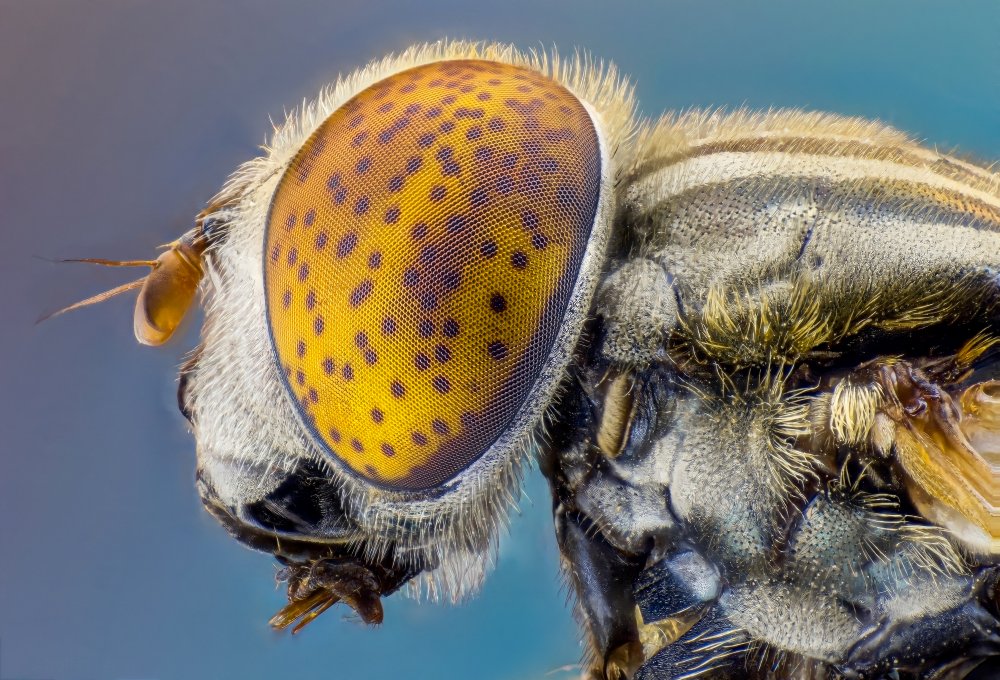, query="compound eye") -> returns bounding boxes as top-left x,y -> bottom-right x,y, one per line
264,59 -> 605,490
